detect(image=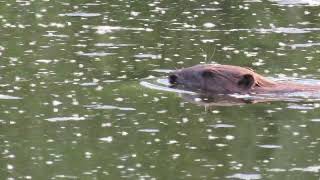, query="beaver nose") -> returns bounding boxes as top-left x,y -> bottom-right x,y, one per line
169,74 -> 178,84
